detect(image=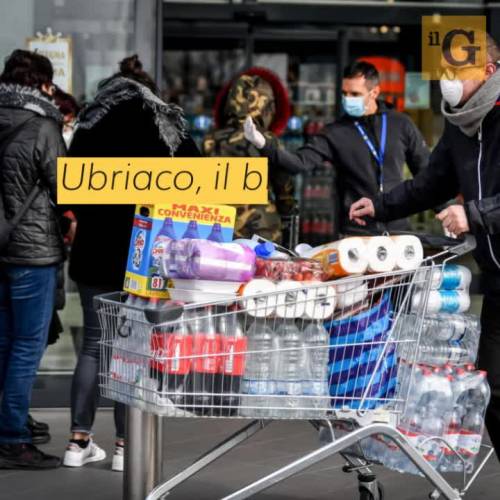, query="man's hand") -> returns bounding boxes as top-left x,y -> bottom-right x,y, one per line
349,197 -> 375,226
436,204 -> 470,236
244,116 -> 266,149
